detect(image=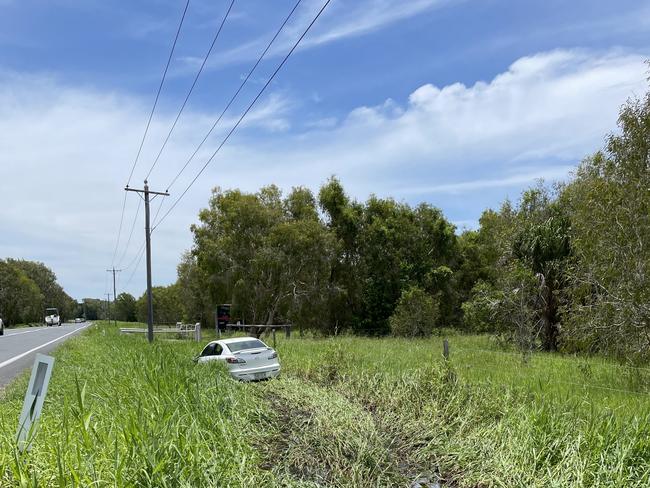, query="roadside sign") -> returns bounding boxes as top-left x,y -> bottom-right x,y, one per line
16,353 -> 55,451
216,304 -> 231,331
